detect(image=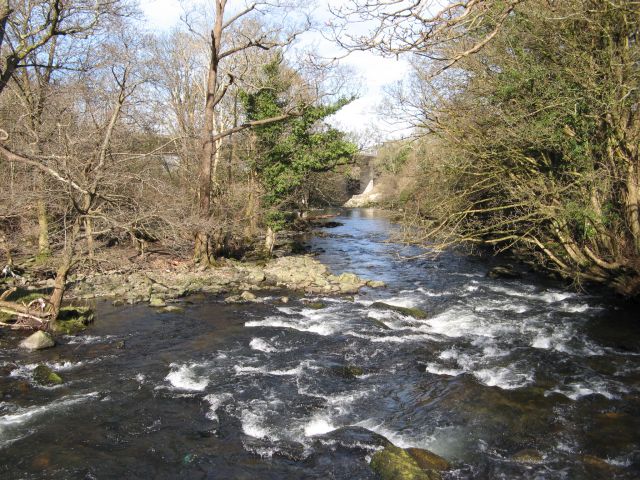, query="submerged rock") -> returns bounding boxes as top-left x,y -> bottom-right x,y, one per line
370,318 -> 391,330
33,364 -> 63,385
161,305 -> 184,313
20,331 -> 55,350
367,280 -> 386,288
370,444 -> 442,480
314,426 -> 391,452
333,365 -> 365,379
511,449 -> 544,464
303,301 -> 326,310
405,448 -> 450,471
487,265 -> 521,279
370,302 -> 429,319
